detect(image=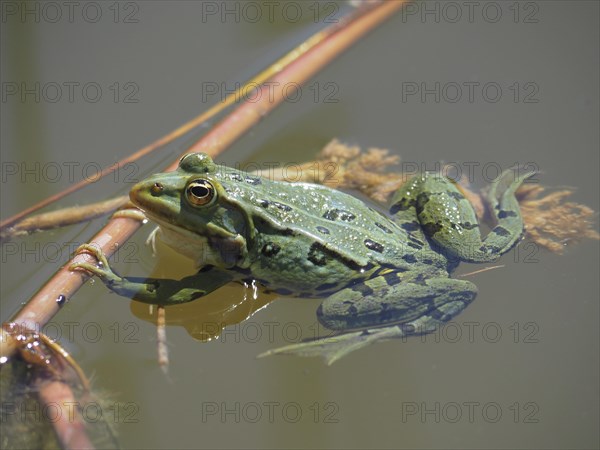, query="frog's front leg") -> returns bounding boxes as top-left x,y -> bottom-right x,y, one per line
390,169 -> 534,262
70,244 -> 234,306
